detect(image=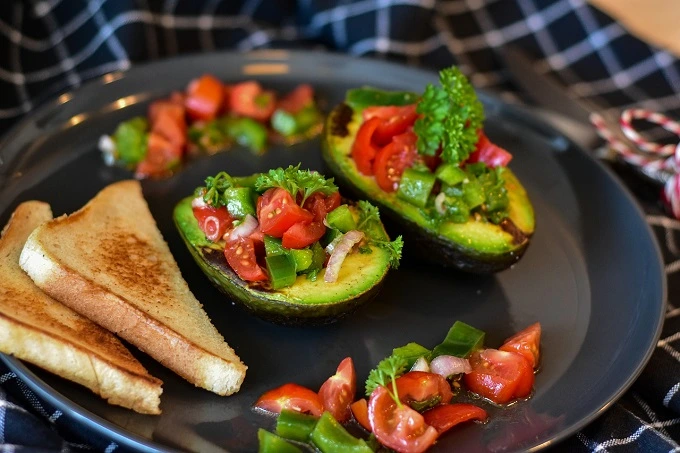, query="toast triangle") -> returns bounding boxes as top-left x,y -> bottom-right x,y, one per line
20,181 -> 247,395
0,201 -> 162,414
